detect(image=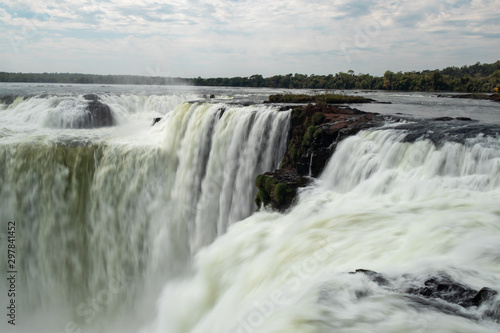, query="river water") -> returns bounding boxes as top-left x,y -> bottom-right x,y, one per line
0,83 -> 499,333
